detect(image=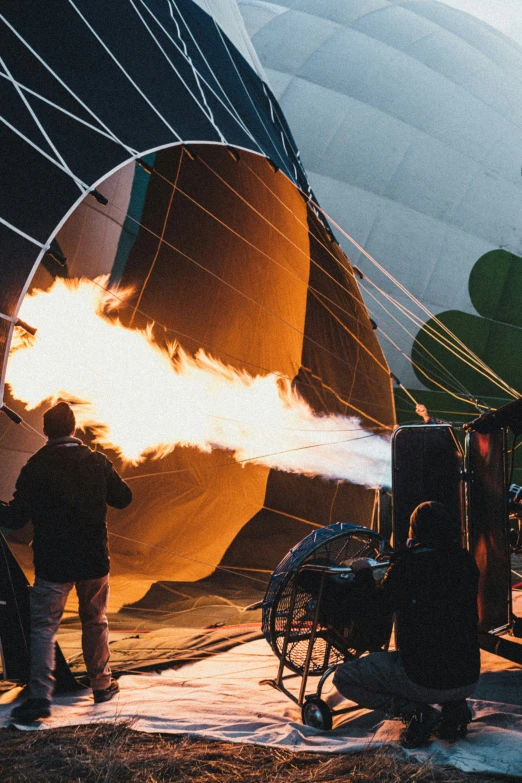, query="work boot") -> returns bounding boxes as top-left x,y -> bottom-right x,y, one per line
437,699 -> 472,741
389,696 -> 416,720
10,698 -> 52,724
93,679 -> 120,704
400,705 -> 441,748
